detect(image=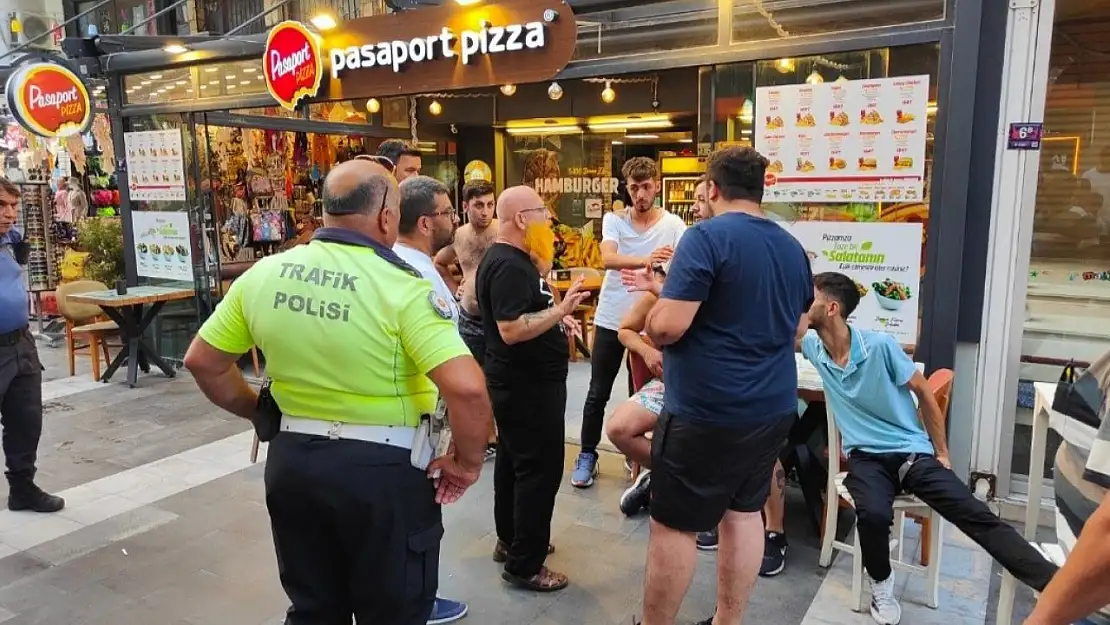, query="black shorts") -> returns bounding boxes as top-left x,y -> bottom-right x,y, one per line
649,410 -> 795,533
